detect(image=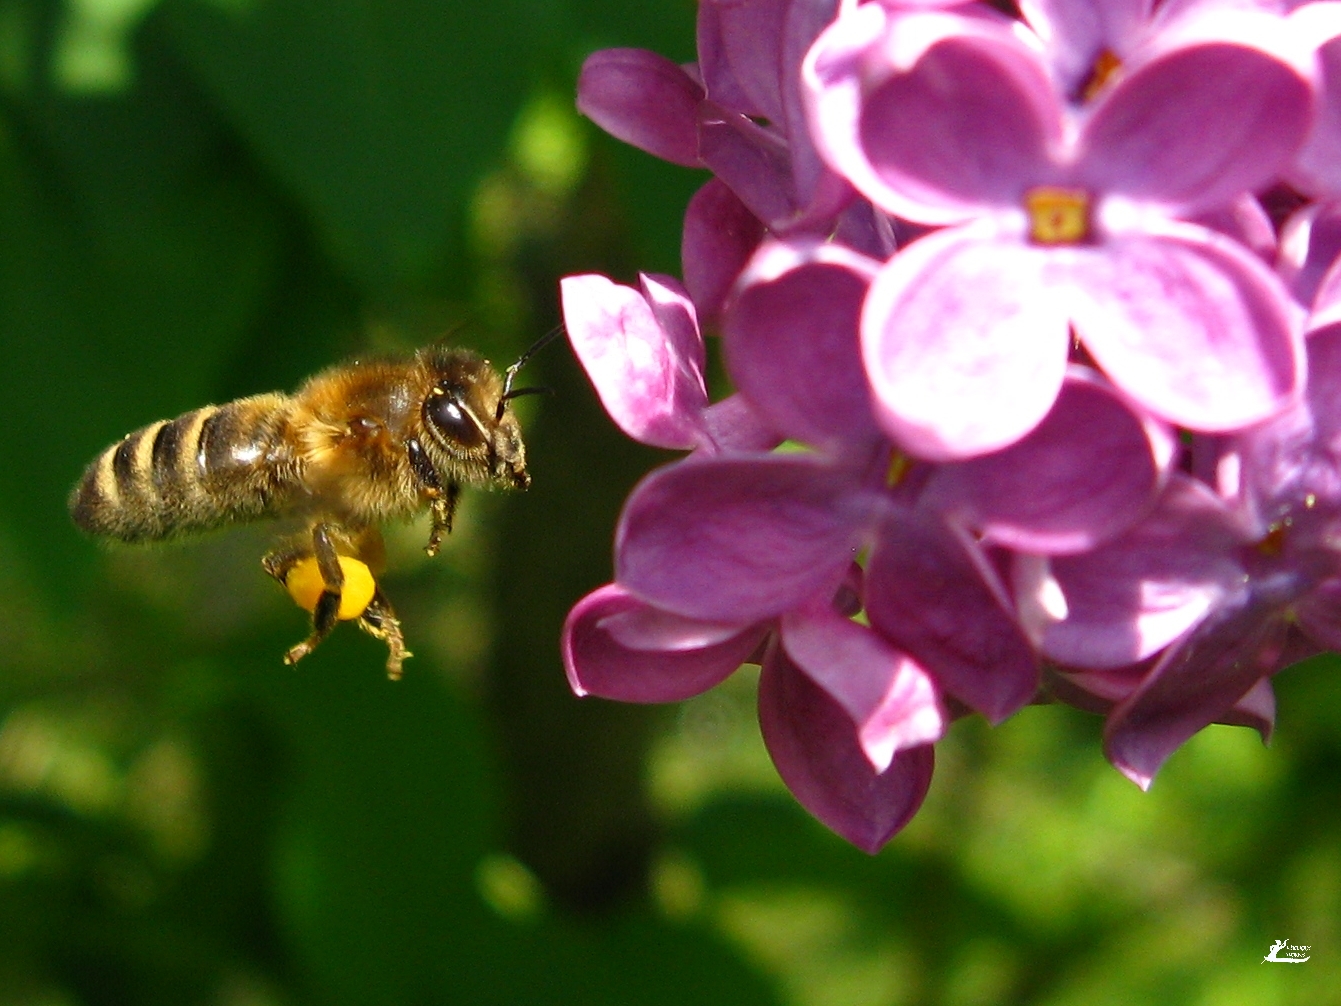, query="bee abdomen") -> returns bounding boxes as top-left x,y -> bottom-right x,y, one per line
70,394 -> 294,542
